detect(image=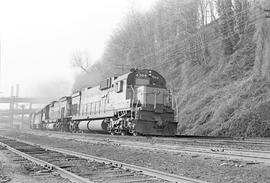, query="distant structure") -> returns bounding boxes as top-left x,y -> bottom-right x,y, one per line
0,41 -> 2,94
0,85 -> 50,128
